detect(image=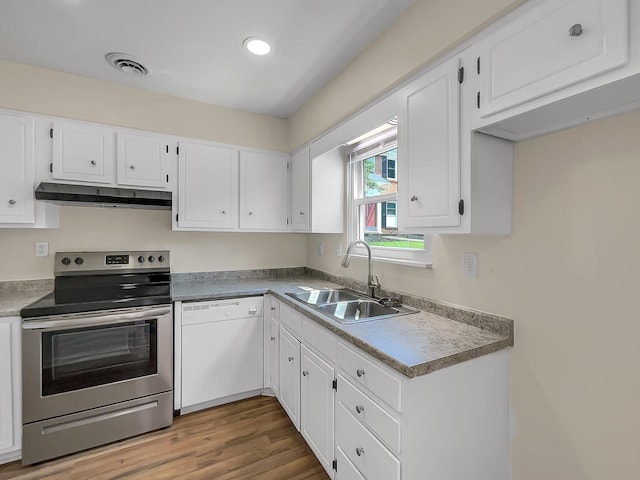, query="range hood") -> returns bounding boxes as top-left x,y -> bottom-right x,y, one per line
35,182 -> 172,210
